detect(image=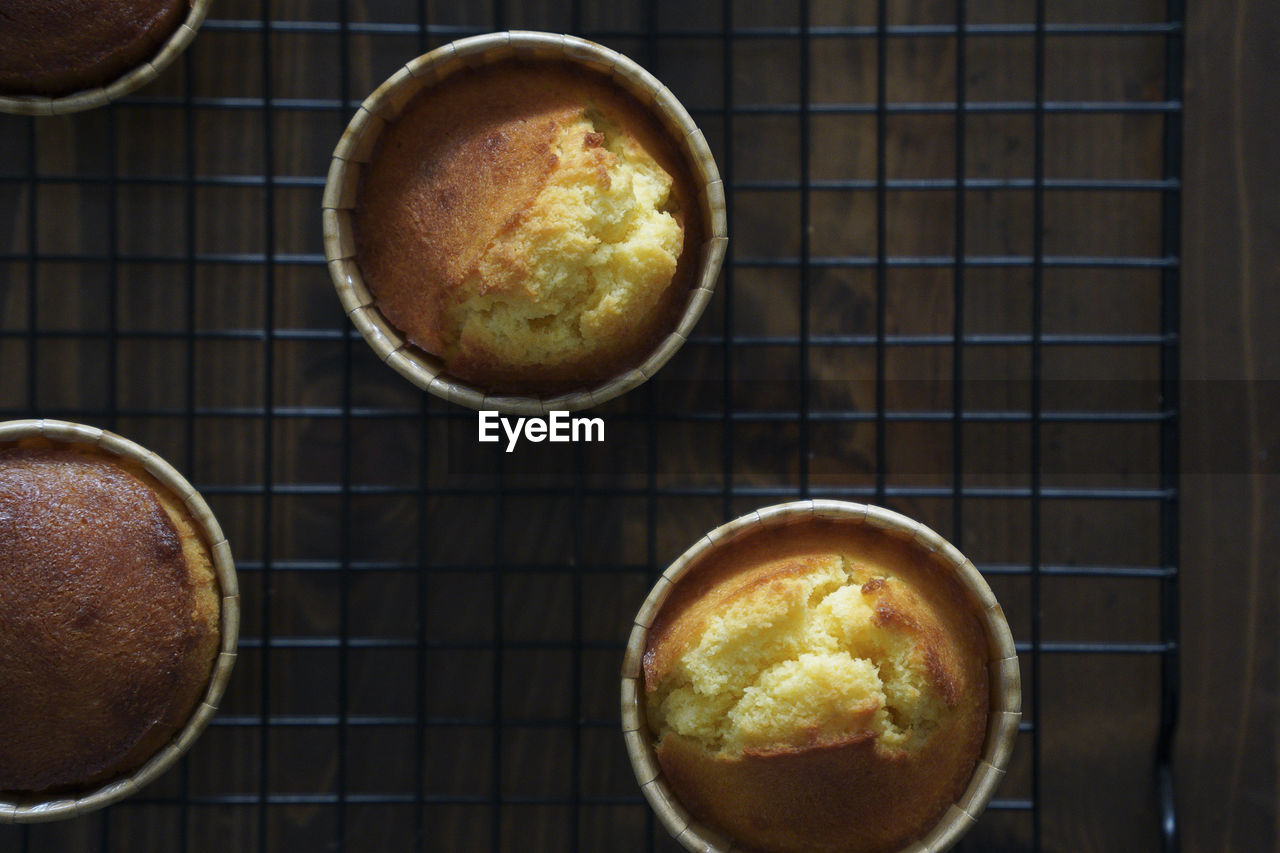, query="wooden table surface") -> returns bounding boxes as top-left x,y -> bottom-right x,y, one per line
1179,0 -> 1279,851
0,1 -> 1275,851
